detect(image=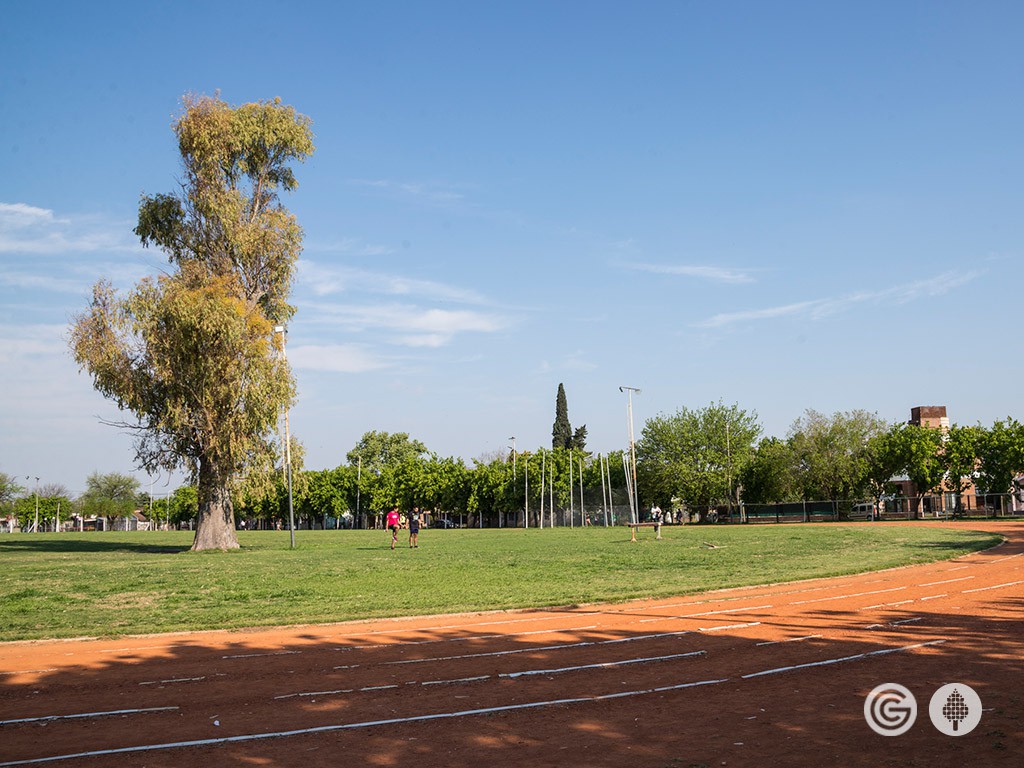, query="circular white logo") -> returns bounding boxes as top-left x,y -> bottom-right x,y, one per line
929,683 -> 982,736
864,683 -> 918,736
